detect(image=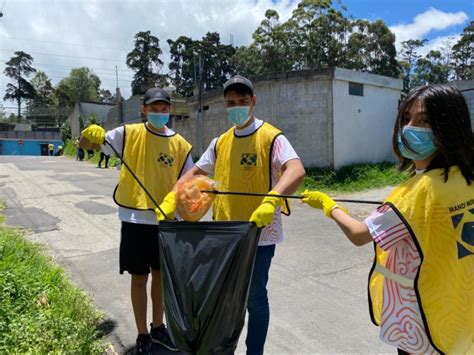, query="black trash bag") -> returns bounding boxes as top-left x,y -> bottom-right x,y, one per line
158,221 -> 261,354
